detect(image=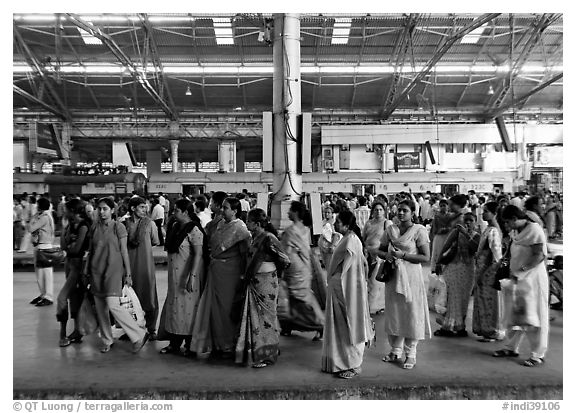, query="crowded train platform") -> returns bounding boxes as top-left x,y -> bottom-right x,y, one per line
12,11 -> 564,402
